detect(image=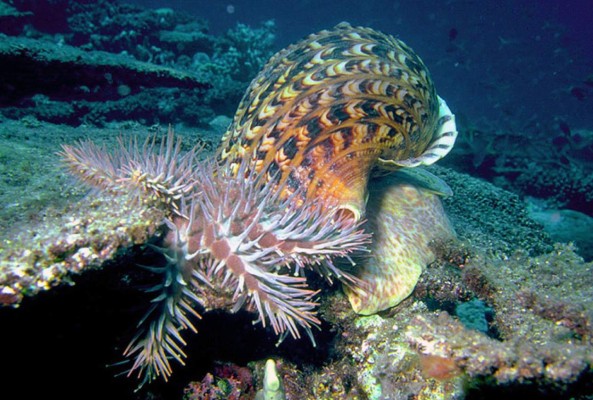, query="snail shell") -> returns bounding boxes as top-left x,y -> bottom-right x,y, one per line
218,22 -> 457,221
